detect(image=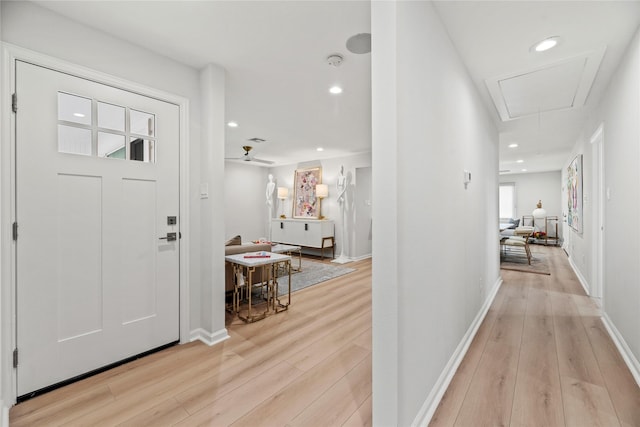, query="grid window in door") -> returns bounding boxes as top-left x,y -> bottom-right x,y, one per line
57,92 -> 156,163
